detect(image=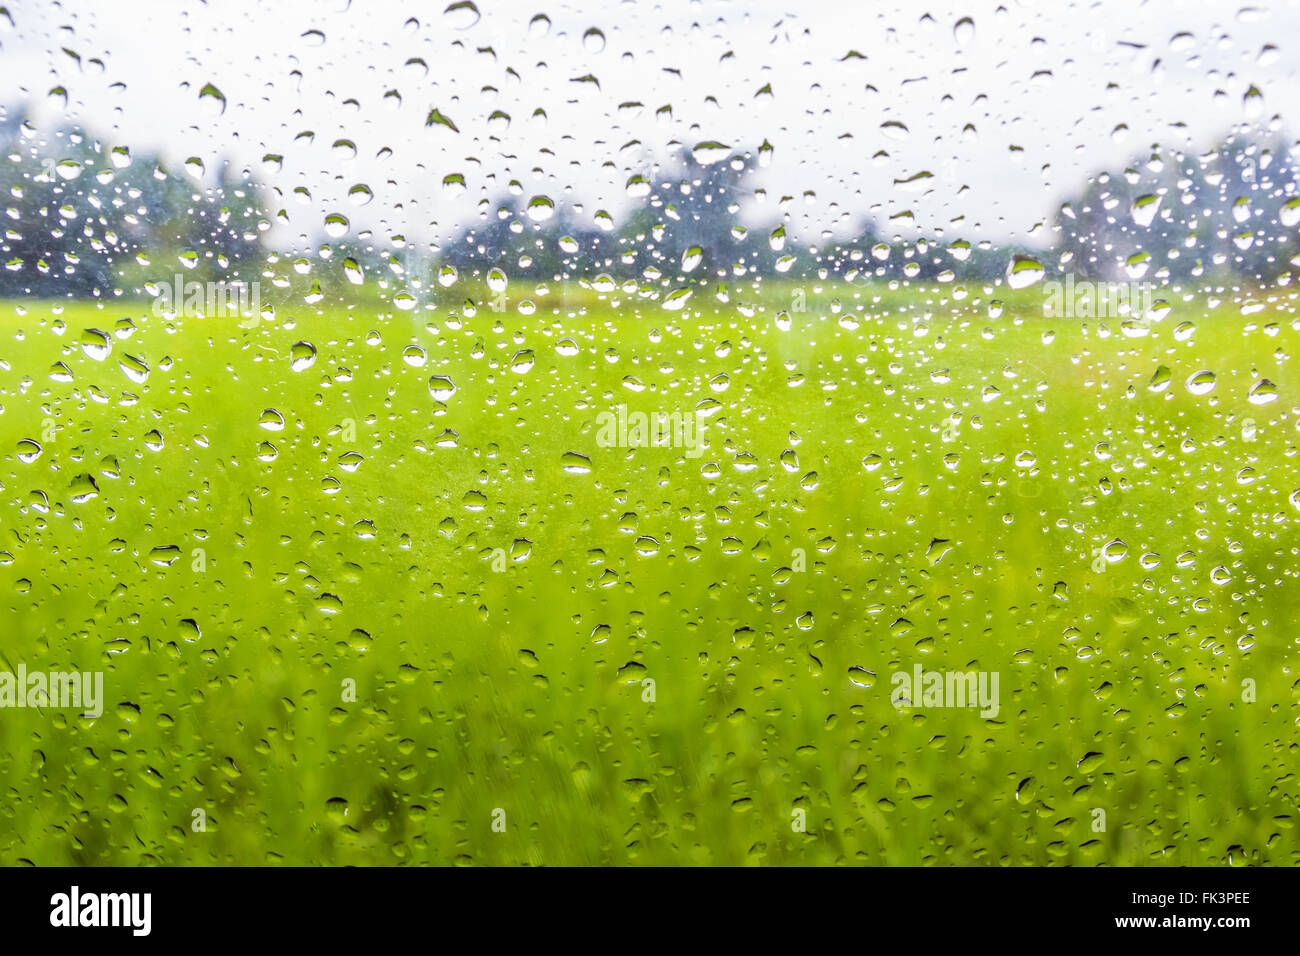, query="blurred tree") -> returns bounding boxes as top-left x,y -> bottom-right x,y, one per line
1051,130 -> 1300,284
0,104 -> 271,298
